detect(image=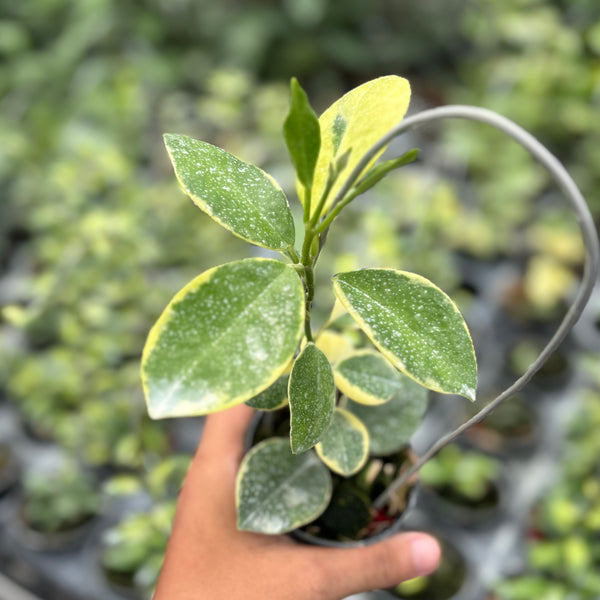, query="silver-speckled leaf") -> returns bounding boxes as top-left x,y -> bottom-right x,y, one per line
316,408 -> 369,476
333,269 -> 477,401
142,259 -> 304,418
334,350 -> 403,406
342,374 -> 429,455
236,438 -> 332,534
164,134 -> 295,250
246,375 -> 289,411
289,342 -> 335,454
